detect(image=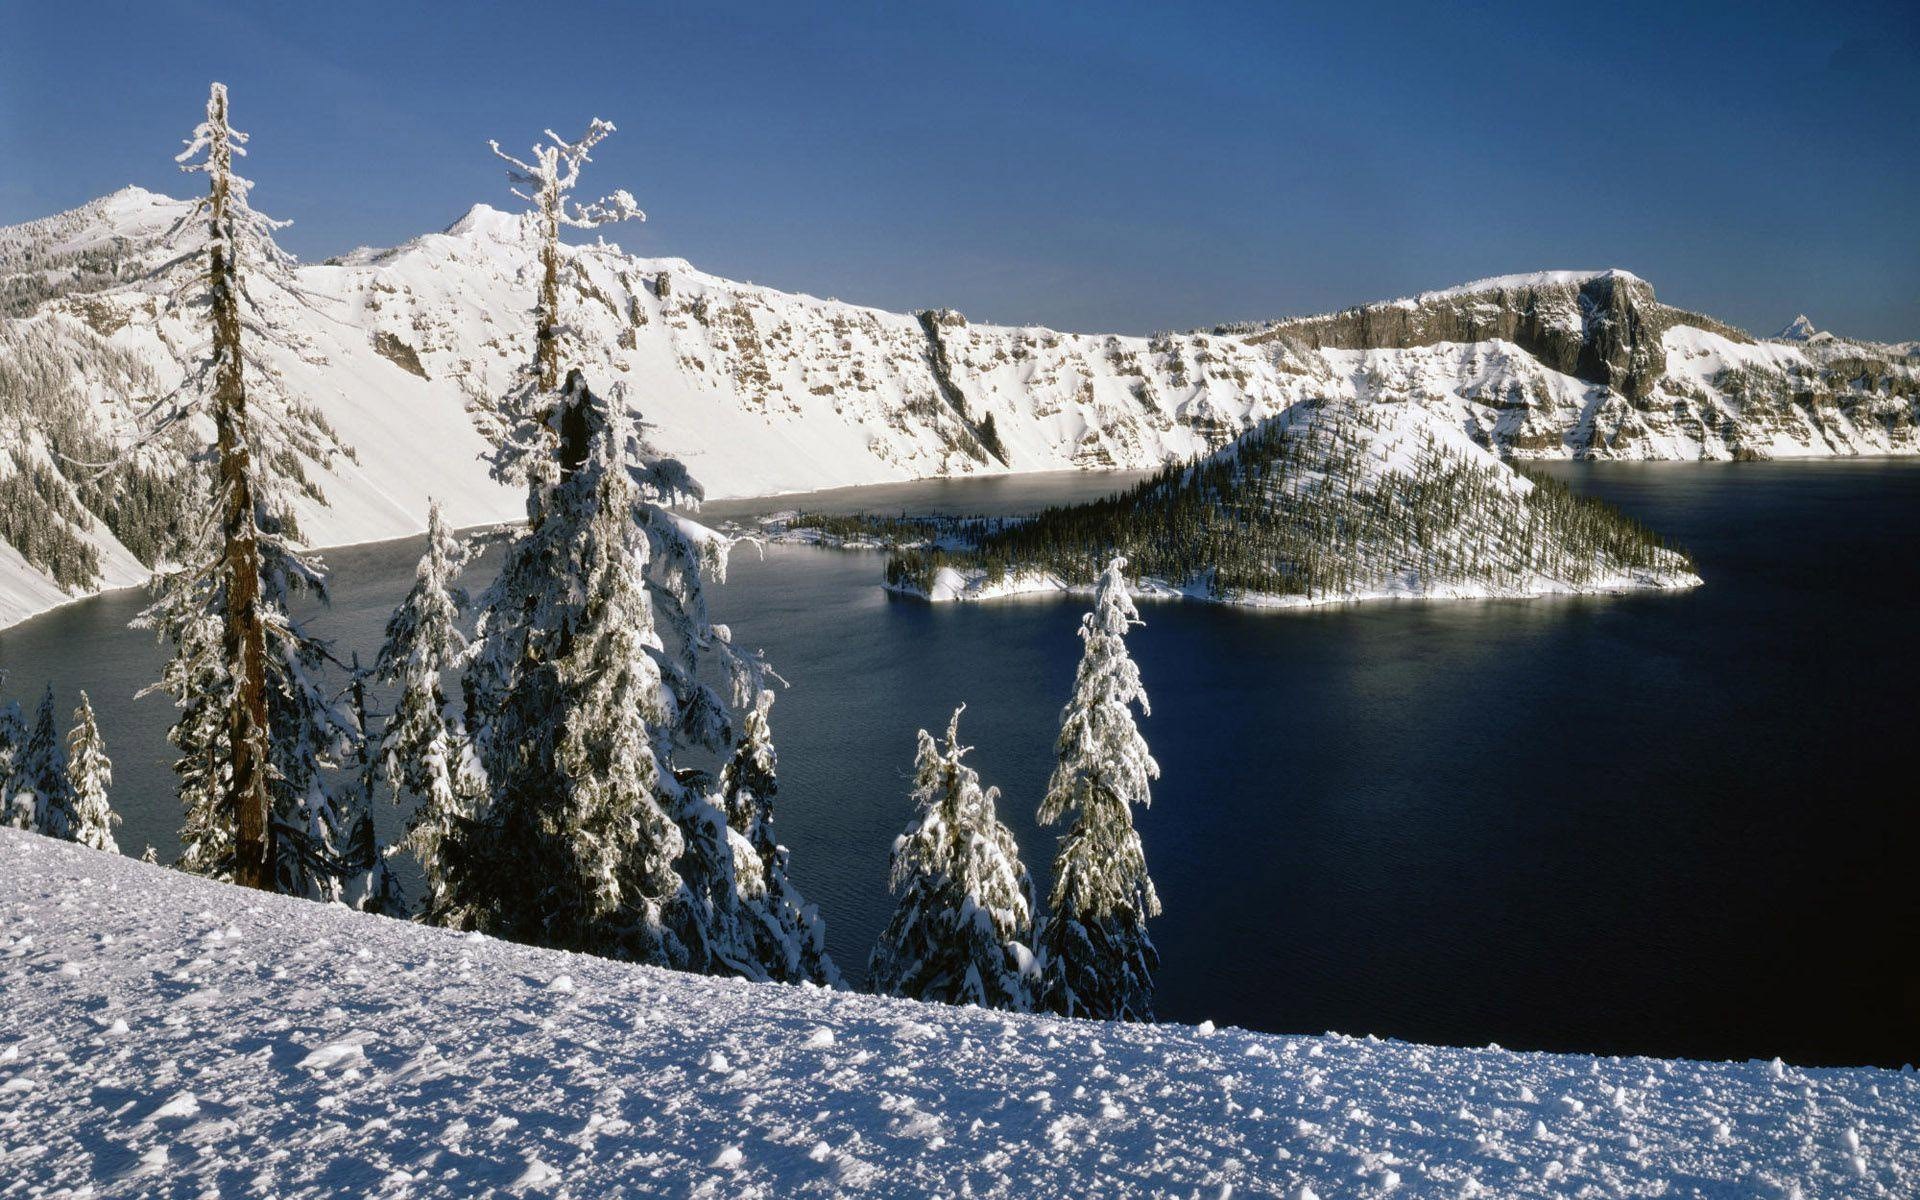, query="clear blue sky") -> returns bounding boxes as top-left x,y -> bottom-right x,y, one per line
4,1 -> 1916,340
